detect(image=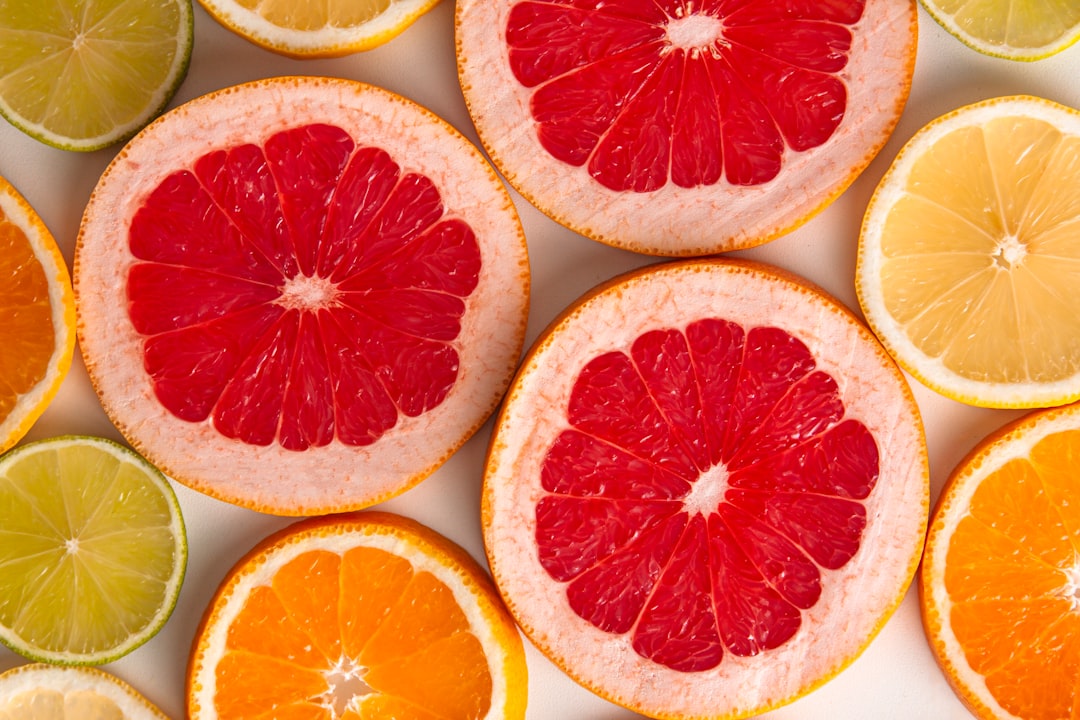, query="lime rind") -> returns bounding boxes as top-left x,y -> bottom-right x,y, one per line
920,0 -> 1080,61
0,435 -> 187,665
0,0 -> 194,151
